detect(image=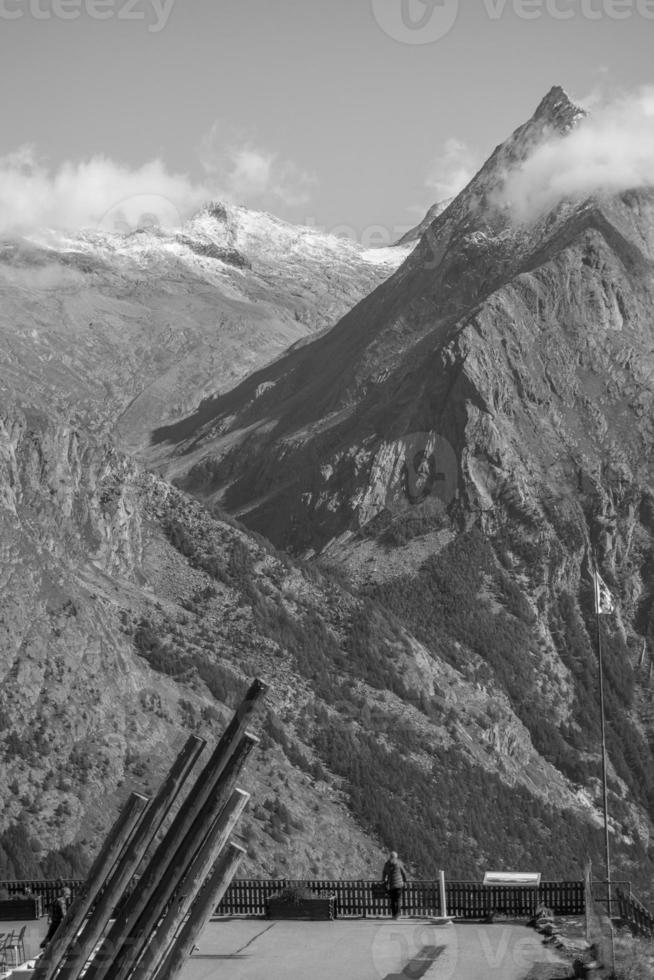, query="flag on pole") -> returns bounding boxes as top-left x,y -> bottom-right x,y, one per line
594,570 -> 615,615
